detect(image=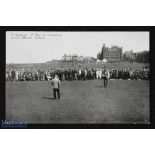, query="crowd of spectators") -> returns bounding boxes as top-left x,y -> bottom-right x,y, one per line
6,62 -> 150,82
